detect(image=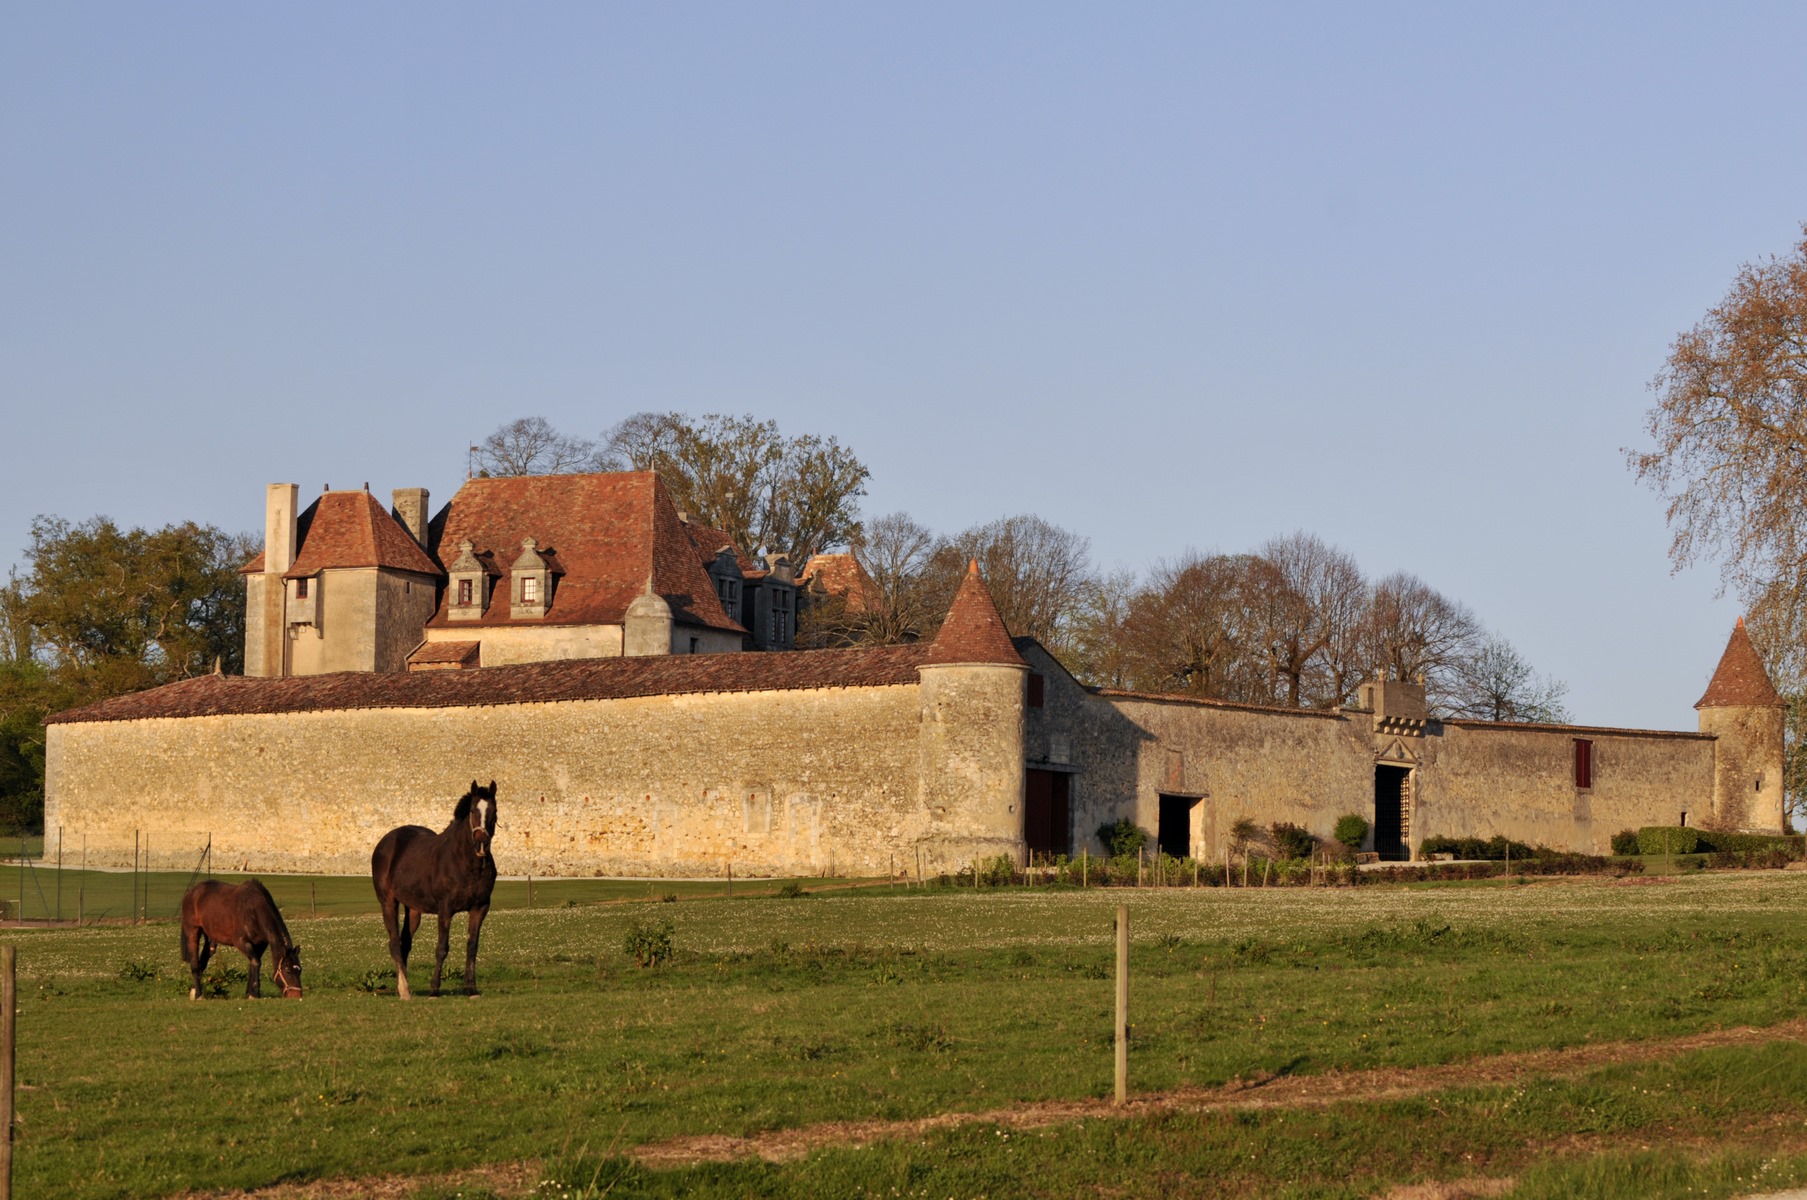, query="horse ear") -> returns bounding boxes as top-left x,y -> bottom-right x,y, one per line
488,780 -> 497,796
471,779 -> 480,792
